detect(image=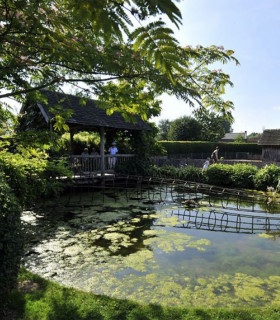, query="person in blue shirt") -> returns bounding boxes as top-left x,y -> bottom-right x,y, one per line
202,157 -> 210,171
108,142 -> 118,169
